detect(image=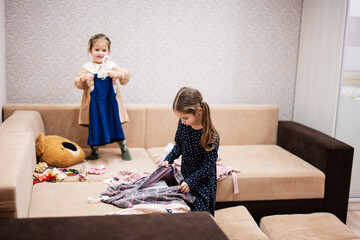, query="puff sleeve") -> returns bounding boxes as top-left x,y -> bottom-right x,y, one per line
165,120 -> 183,164
74,67 -> 89,90
113,64 -> 131,85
